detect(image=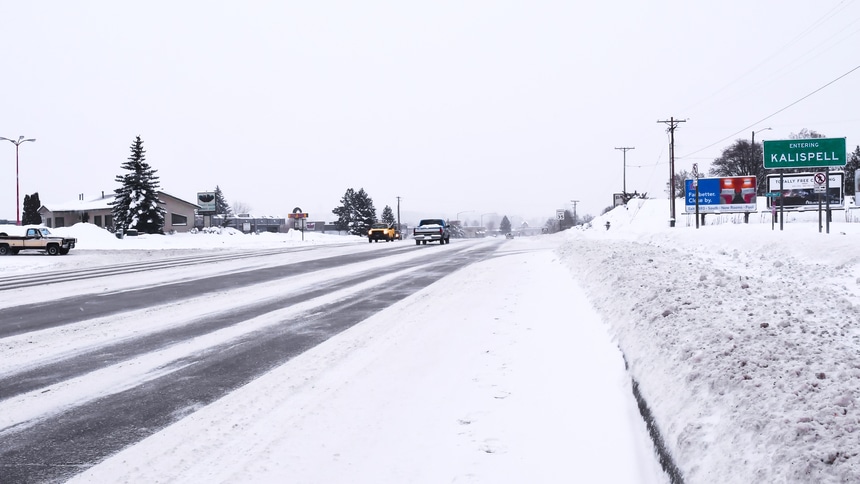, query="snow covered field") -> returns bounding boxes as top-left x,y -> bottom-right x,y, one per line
3,199 -> 860,483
